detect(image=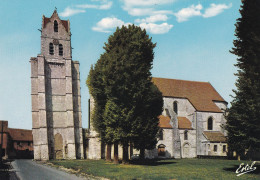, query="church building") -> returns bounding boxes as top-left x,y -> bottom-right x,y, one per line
30,10 -> 227,160
86,77 -> 228,159
151,77 -> 228,158
30,10 -> 83,160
